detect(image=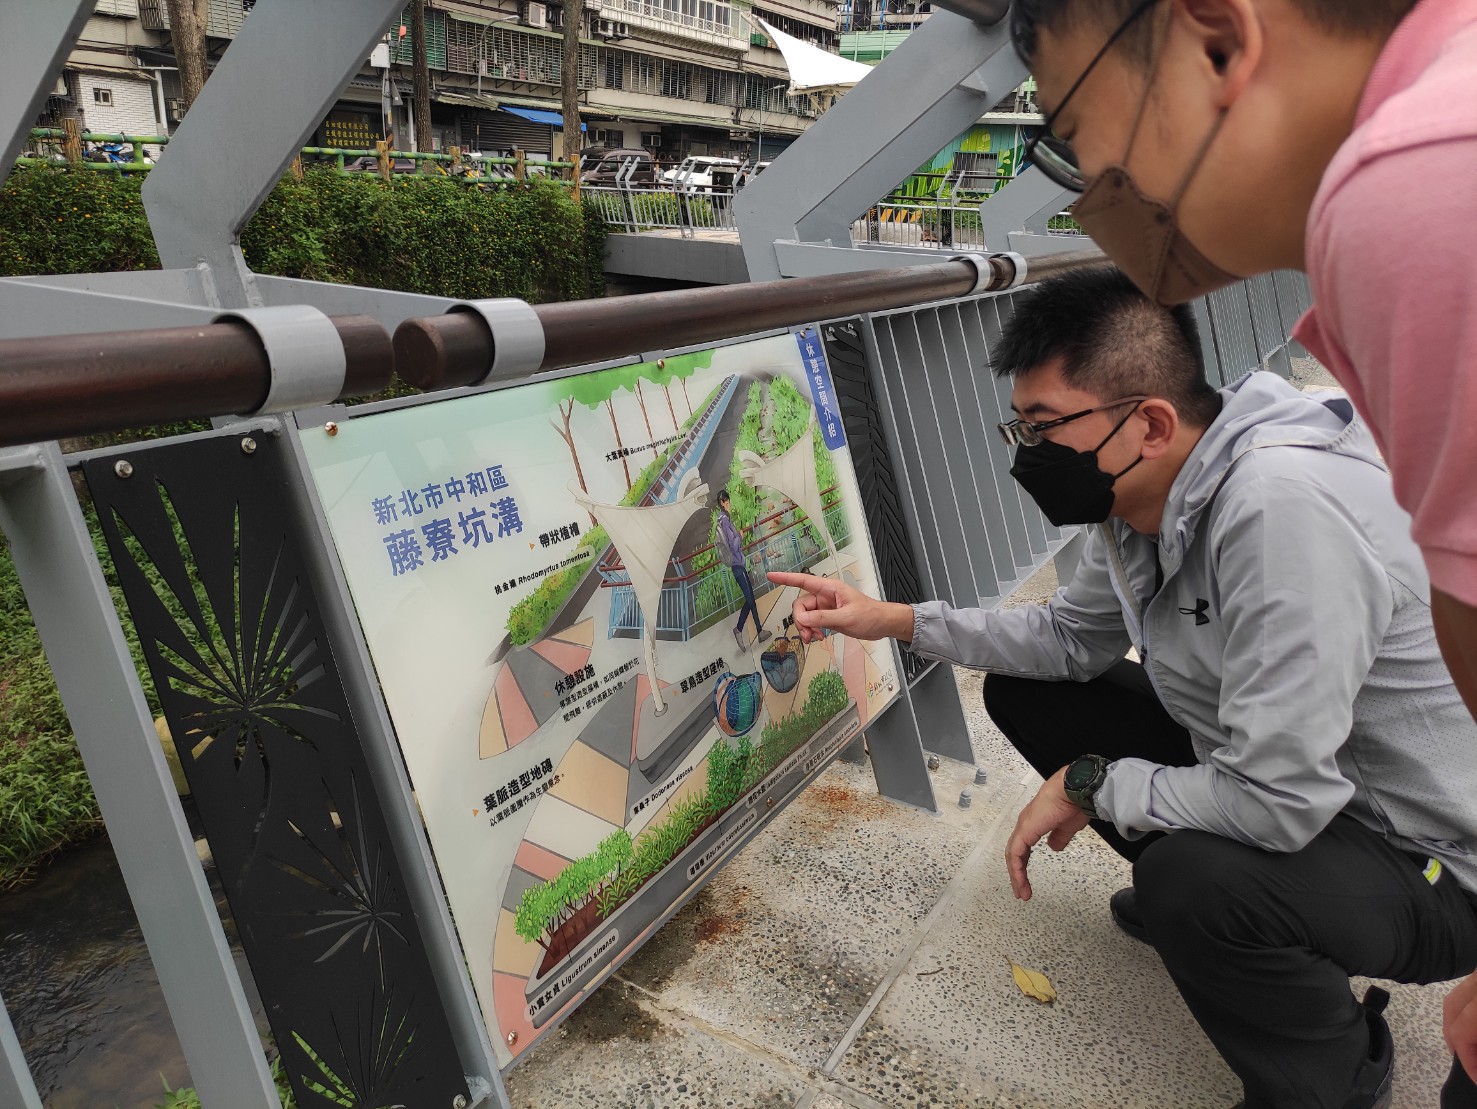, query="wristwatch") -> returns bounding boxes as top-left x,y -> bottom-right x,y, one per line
1063,754 -> 1110,818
